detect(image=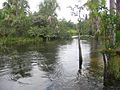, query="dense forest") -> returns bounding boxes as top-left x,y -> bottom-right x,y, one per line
0,0 -> 119,43
0,0 -> 77,43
